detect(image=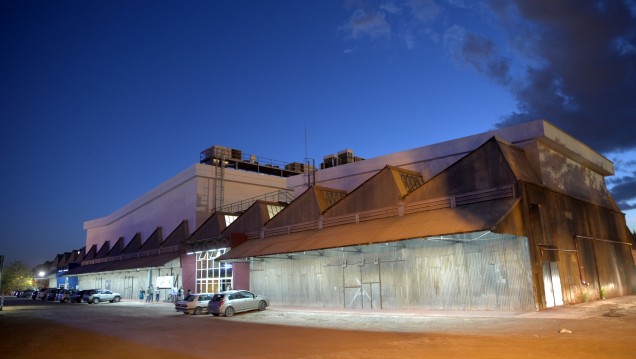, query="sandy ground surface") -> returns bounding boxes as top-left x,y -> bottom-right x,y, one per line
0,295 -> 634,358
